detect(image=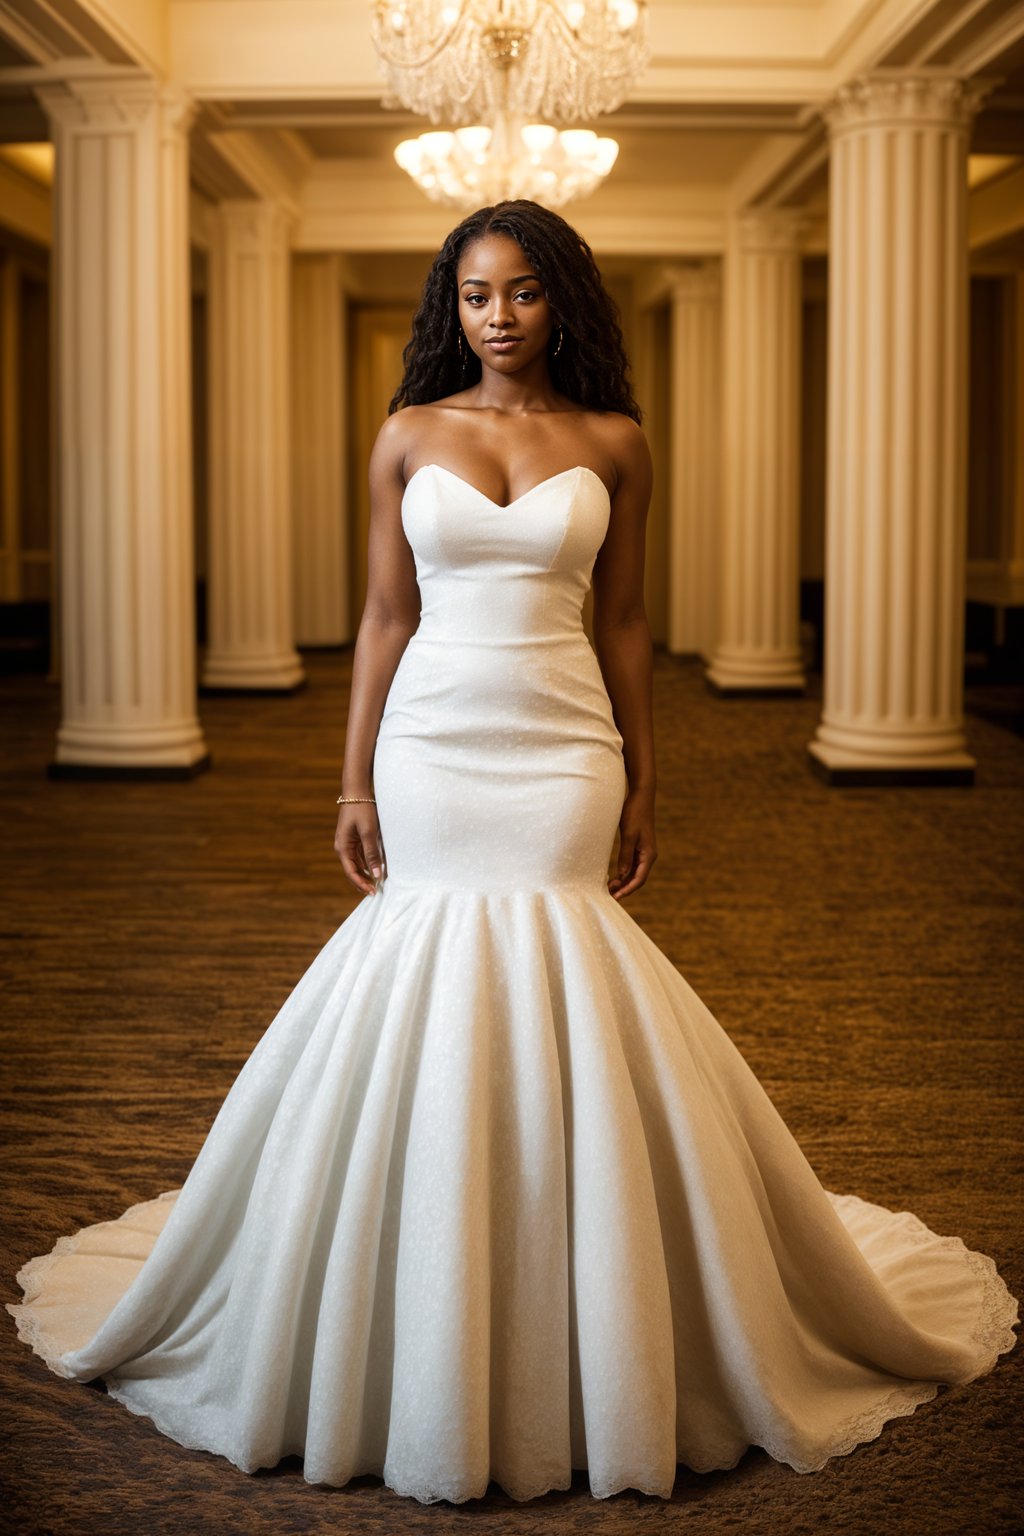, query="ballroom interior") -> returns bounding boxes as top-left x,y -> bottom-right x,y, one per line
1,4 -> 1022,1534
